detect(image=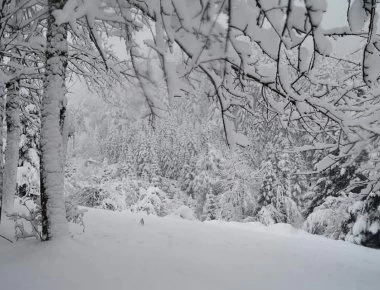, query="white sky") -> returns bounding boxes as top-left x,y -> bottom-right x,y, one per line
324,0 -> 349,29
325,0 -> 367,56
